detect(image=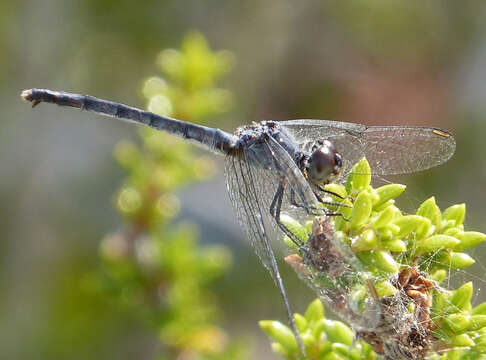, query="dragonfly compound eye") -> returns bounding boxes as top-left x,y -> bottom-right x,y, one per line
308,140 -> 342,184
